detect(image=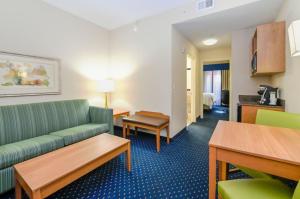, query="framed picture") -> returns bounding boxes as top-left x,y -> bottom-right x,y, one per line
0,51 -> 60,97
